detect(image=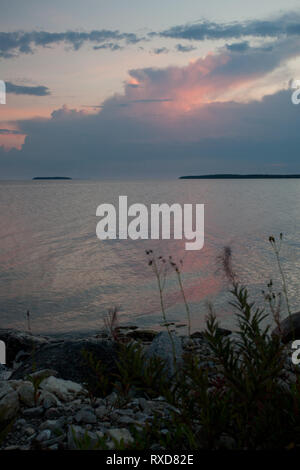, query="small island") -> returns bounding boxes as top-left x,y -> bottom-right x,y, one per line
32,176 -> 72,180
179,174 -> 300,179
